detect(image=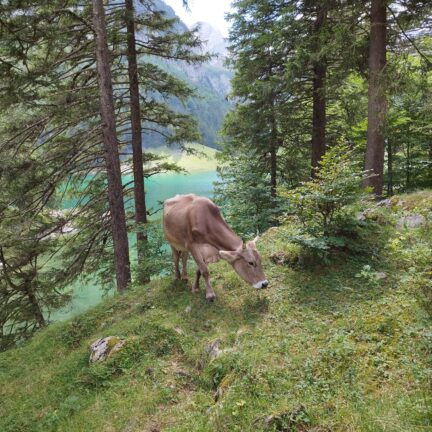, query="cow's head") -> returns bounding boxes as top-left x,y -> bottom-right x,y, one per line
219,237 -> 268,289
